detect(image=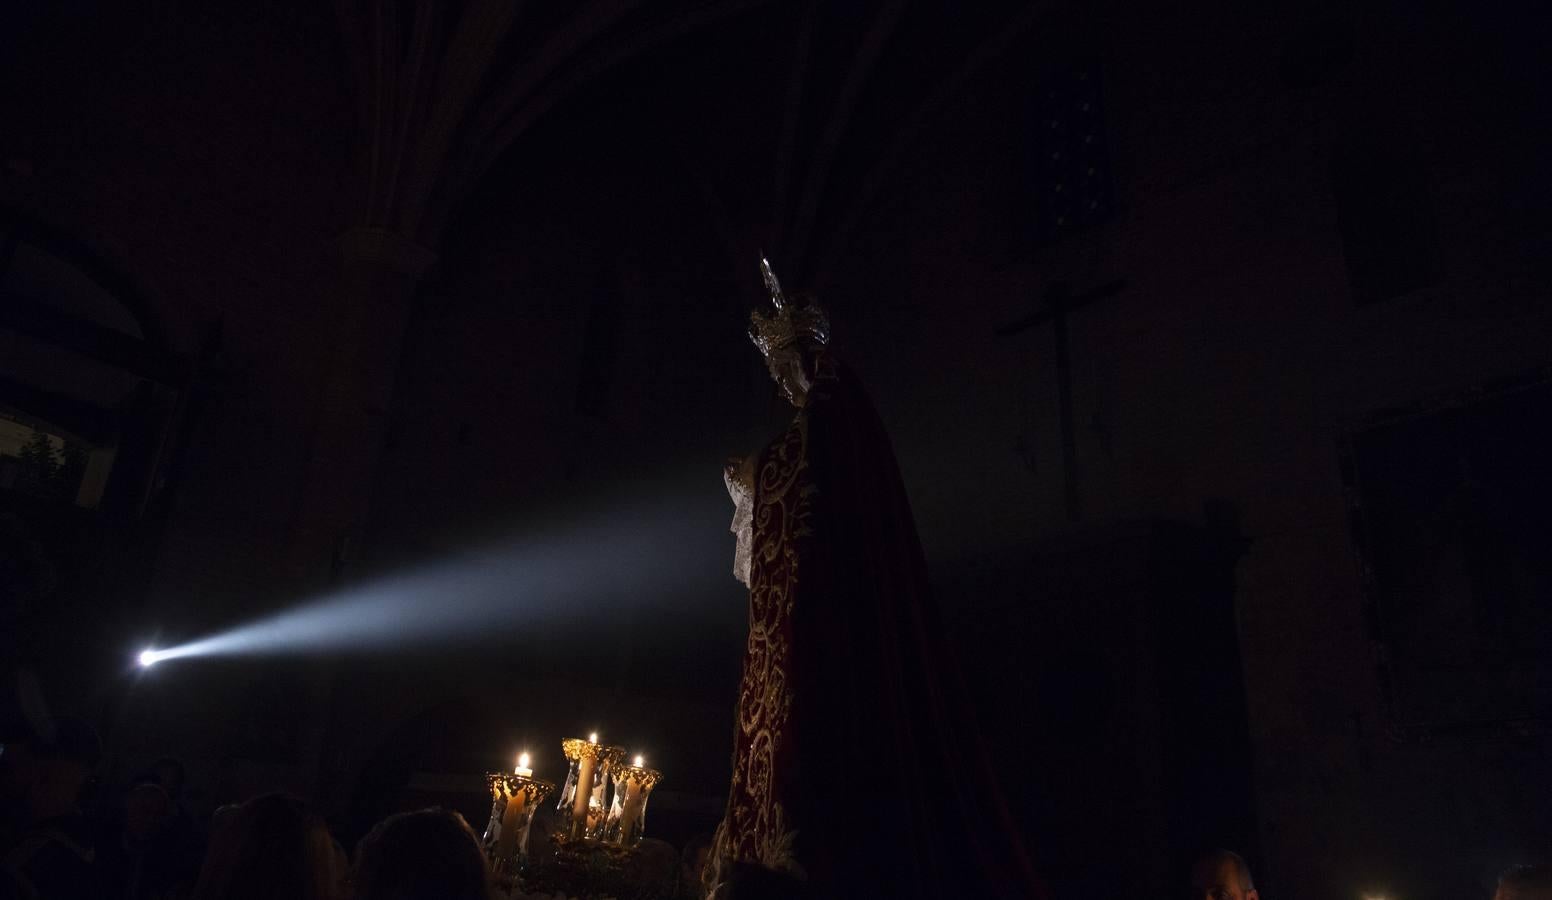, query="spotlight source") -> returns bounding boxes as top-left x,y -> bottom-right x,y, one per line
138,649 -> 160,668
